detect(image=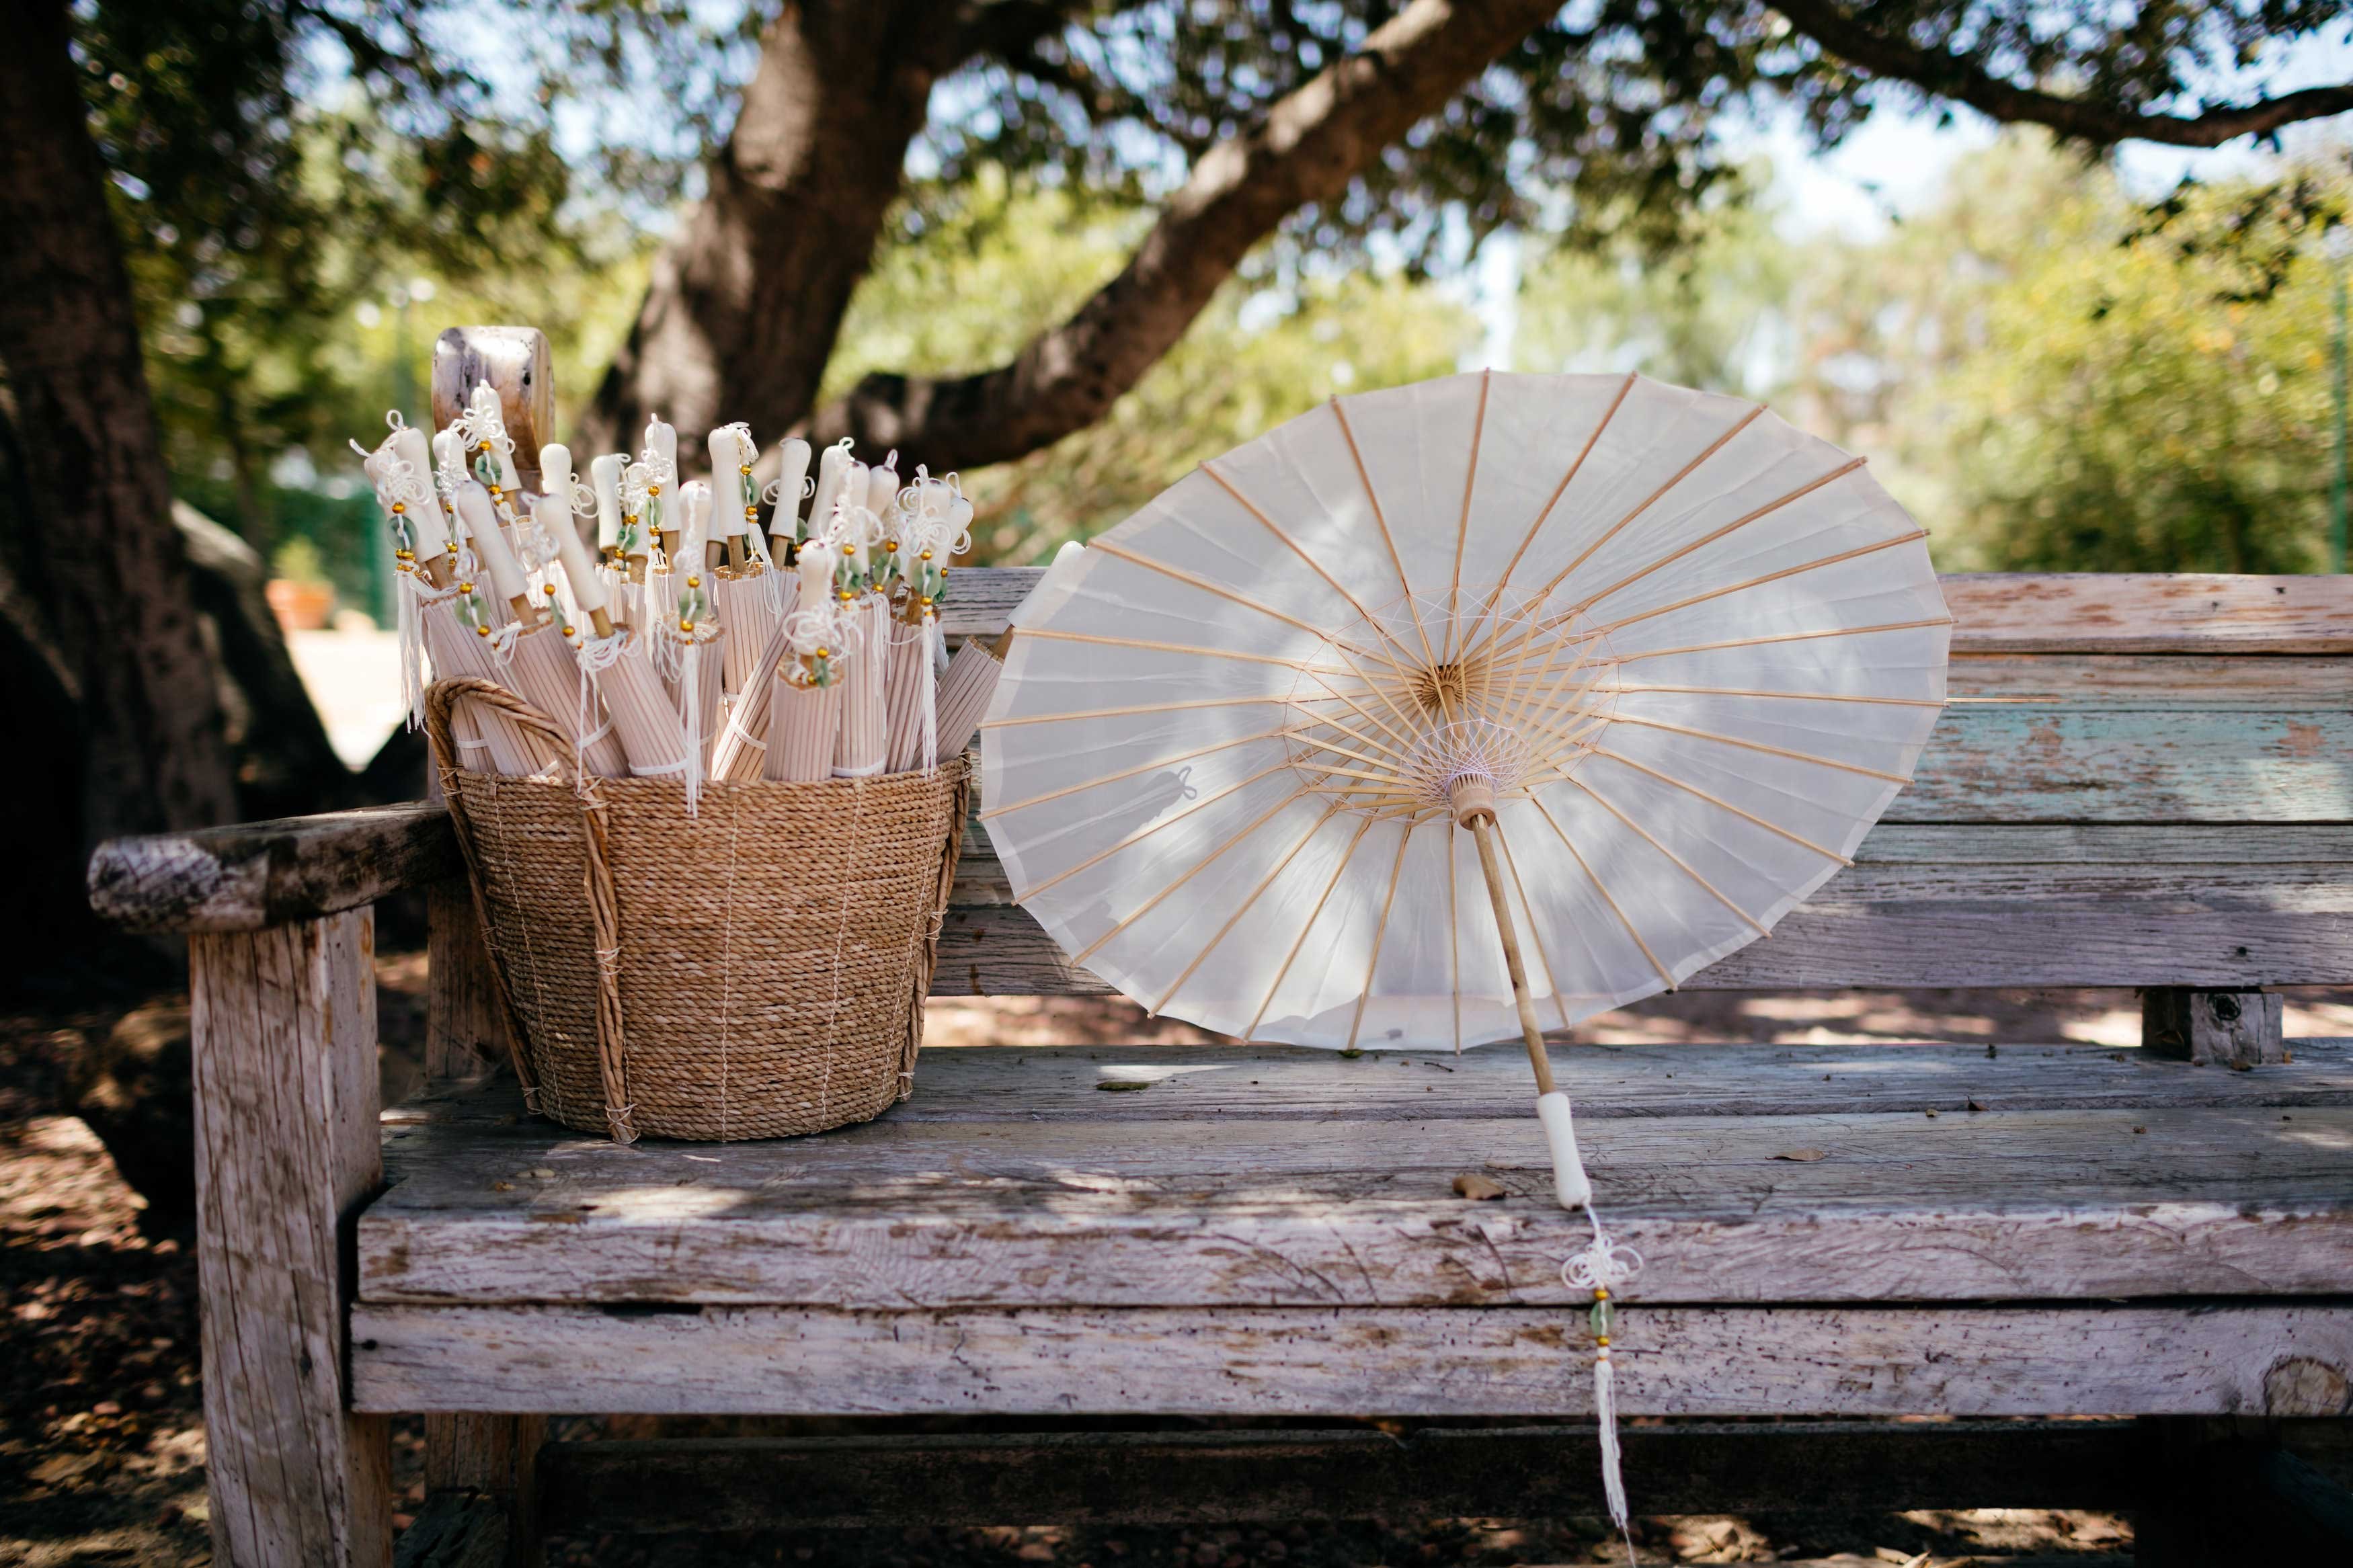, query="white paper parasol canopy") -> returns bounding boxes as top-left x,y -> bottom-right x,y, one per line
981,371 -> 1950,1053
